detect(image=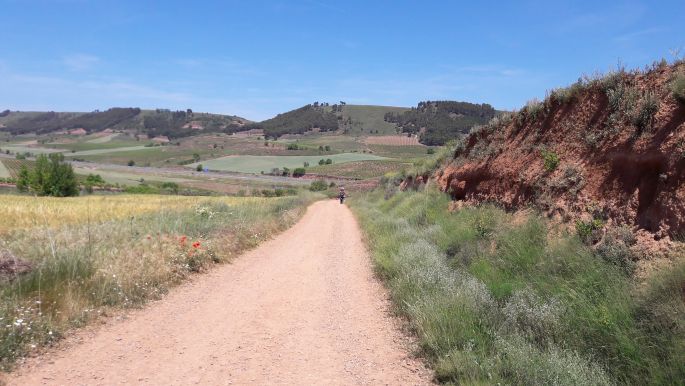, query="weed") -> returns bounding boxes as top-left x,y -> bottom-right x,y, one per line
669,72 -> 685,103
540,150 -> 560,172
632,92 -> 659,134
